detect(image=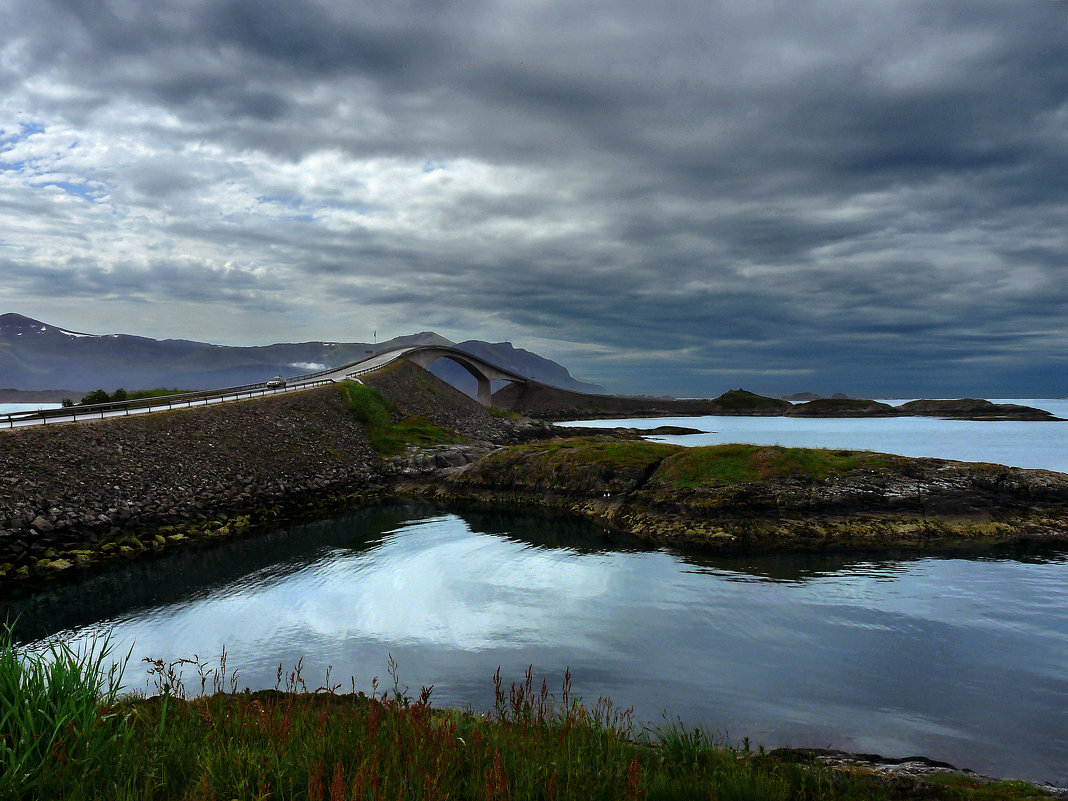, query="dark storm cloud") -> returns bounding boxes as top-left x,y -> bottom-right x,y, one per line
2,0 -> 1067,396
5,255 -> 284,307
202,0 -> 437,78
